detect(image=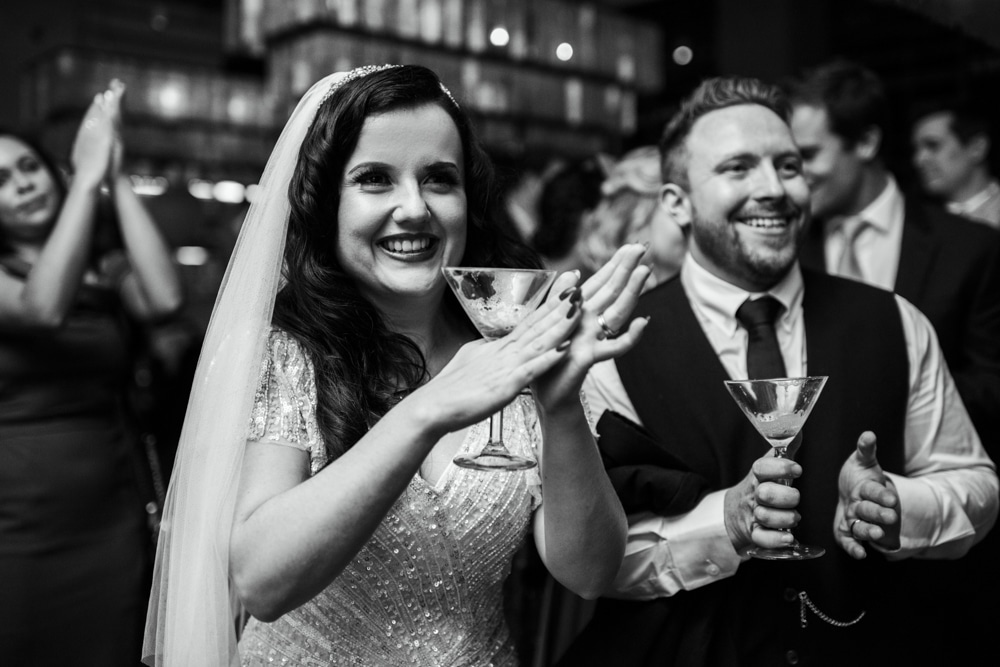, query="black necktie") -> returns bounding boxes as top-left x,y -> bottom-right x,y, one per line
735,296 -> 787,380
